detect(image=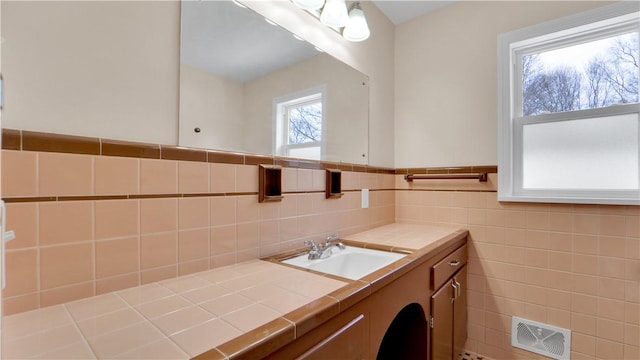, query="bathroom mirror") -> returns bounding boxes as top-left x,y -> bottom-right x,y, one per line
179,0 -> 369,164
